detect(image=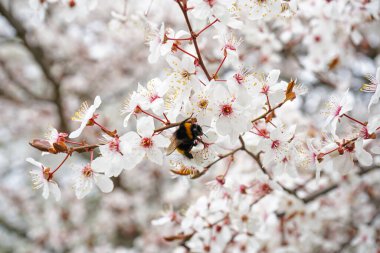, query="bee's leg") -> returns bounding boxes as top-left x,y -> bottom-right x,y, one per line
184,151 -> 193,159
